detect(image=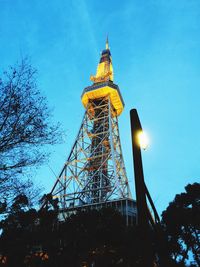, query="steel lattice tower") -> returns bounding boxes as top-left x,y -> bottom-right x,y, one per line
48,40 -> 136,223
